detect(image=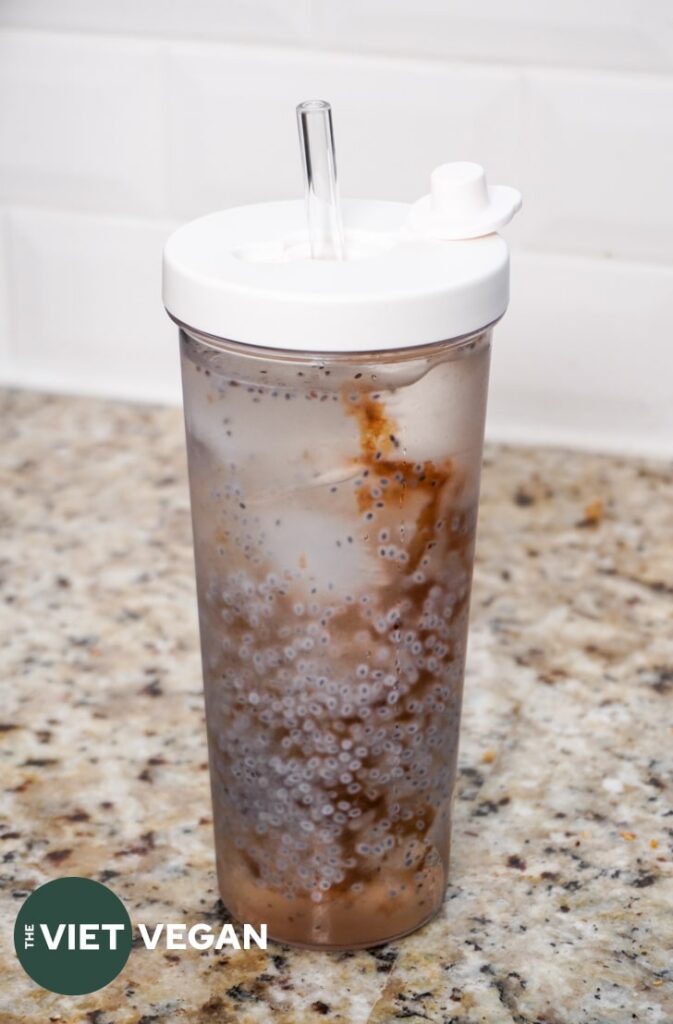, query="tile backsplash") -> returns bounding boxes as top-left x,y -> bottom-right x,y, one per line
0,6 -> 671,456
